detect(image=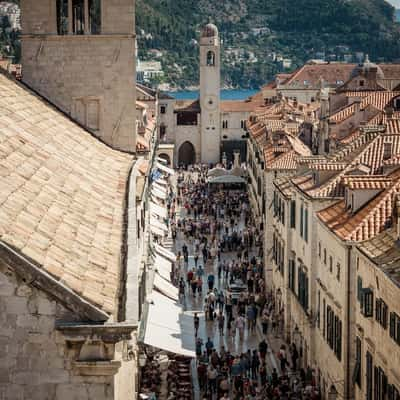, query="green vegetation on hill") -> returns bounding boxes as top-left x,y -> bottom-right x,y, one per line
136,0 -> 400,89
